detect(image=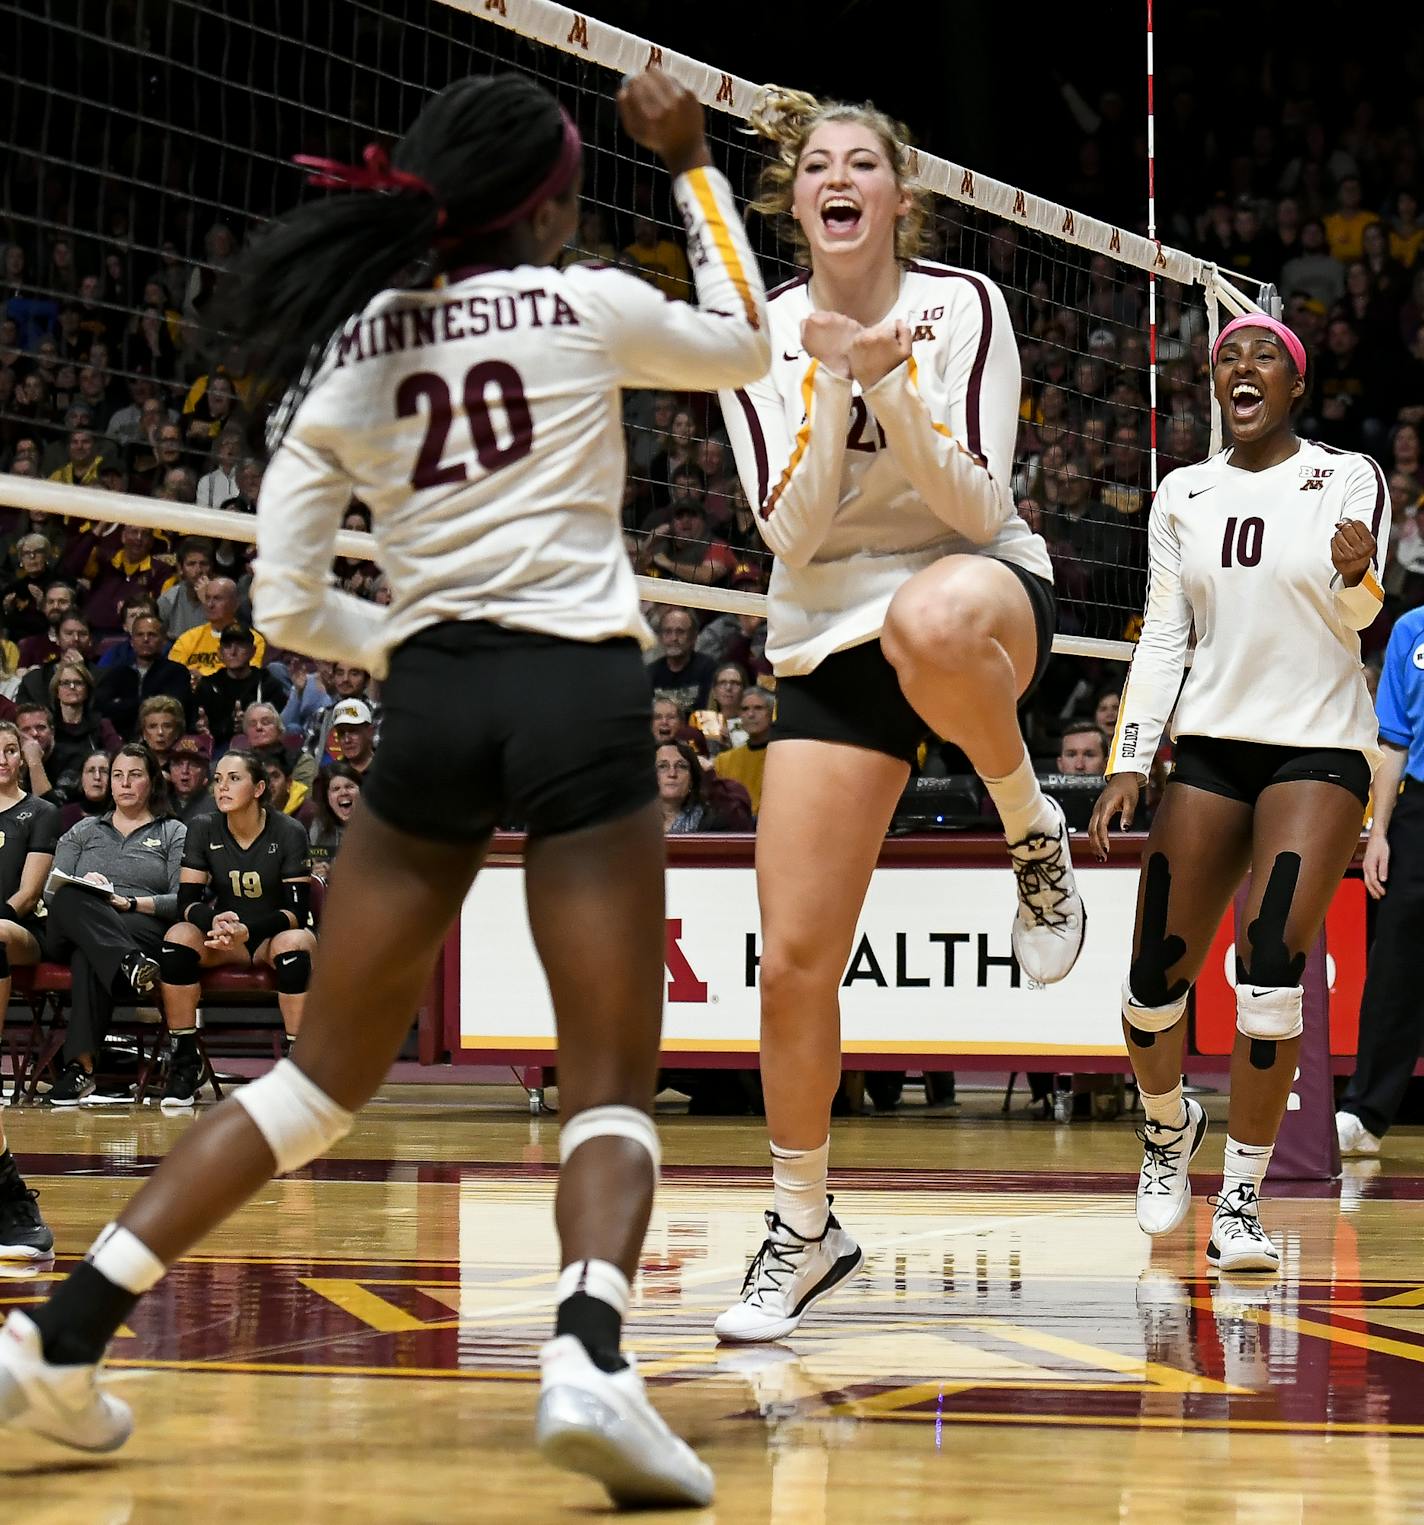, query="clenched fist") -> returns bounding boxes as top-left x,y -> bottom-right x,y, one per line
617,70 -> 711,179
